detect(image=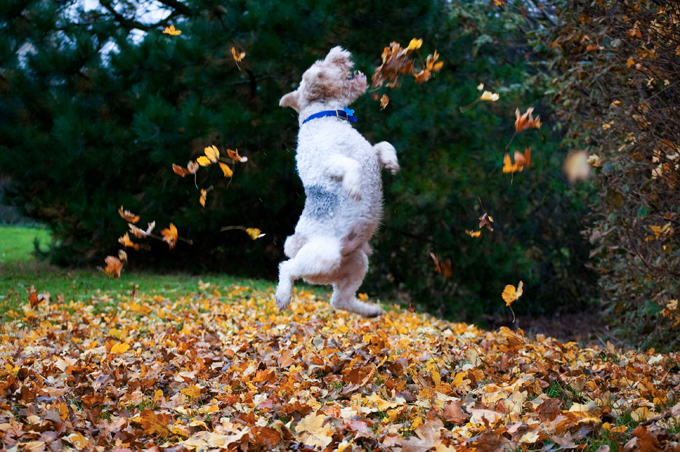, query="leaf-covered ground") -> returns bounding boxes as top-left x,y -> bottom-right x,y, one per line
1,284 -> 679,451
